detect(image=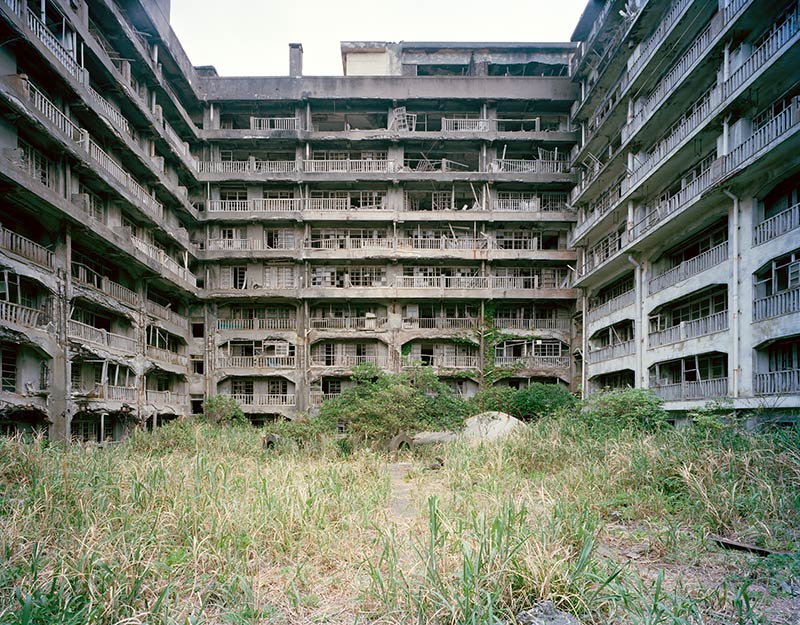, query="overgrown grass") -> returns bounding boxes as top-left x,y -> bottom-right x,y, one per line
0,410 -> 797,624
